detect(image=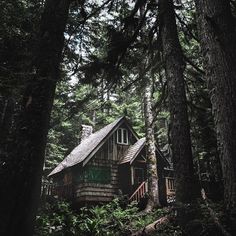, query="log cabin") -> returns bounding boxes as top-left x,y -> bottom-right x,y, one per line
47,117 -> 175,206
